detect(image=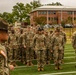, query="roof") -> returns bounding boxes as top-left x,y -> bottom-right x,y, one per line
31,5 -> 76,13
